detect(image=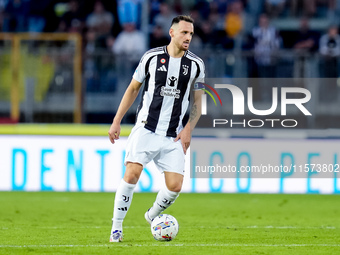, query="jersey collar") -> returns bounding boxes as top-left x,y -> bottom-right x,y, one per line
164,46 -> 188,58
